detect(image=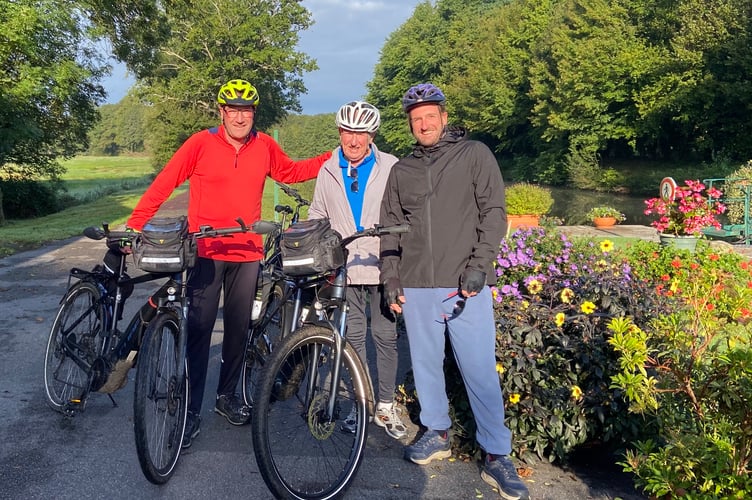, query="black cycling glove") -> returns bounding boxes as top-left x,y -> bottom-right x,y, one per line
383,278 -> 404,306
460,268 -> 487,295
